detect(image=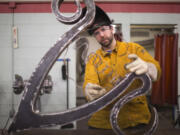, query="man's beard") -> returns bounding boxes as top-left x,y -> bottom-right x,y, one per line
99,35 -> 113,49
